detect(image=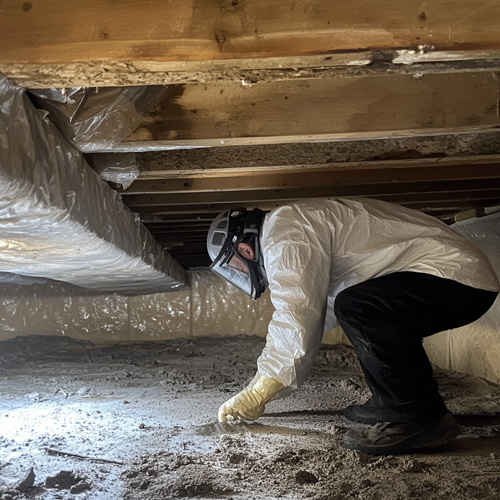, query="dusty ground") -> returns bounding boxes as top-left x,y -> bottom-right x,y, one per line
1,334 -> 500,500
